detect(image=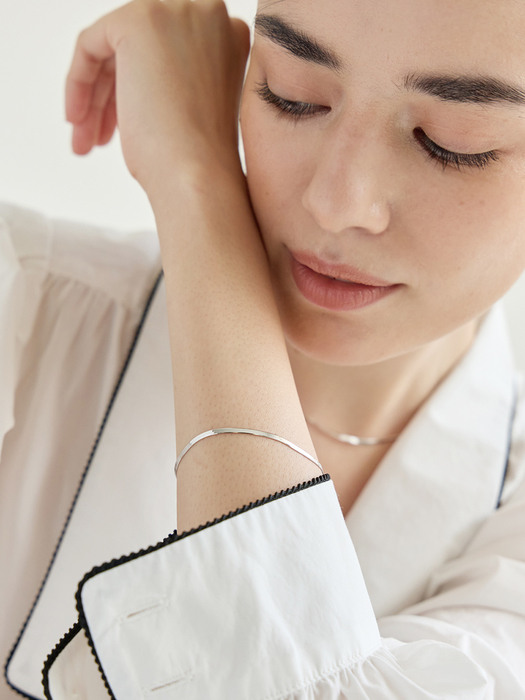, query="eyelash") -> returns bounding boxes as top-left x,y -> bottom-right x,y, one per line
413,128 -> 499,172
256,81 -> 327,120
256,81 -> 500,172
